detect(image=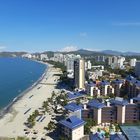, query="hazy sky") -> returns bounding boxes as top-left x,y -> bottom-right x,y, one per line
0,0 -> 140,52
